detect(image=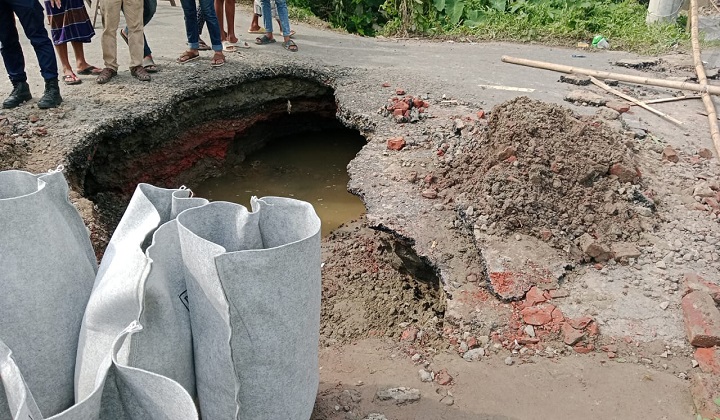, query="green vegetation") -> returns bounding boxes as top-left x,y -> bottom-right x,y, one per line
286,0 -> 690,53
